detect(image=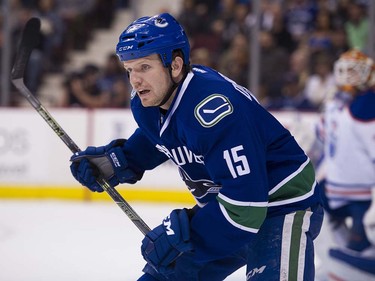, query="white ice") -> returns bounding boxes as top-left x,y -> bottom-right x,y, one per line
0,200 -> 330,281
